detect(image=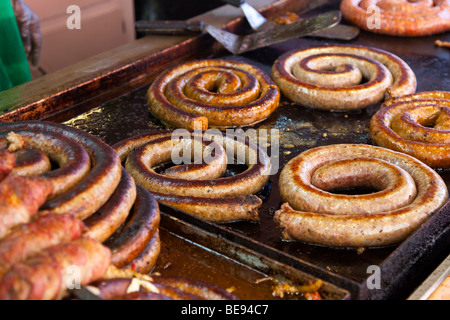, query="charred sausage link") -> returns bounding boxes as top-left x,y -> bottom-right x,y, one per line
147,59 -> 280,130
0,237 -> 111,300
0,175 -> 53,240
0,214 -> 85,278
105,186 -> 160,269
0,121 -> 122,220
